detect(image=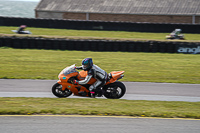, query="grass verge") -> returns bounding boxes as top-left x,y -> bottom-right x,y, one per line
0,48 -> 200,84
0,26 -> 200,42
0,98 -> 199,119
